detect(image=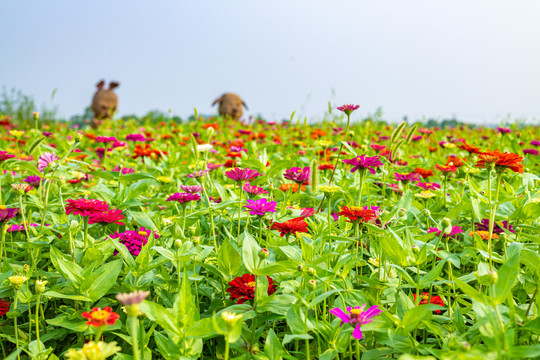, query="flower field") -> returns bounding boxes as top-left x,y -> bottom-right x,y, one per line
0,108 -> 539,360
